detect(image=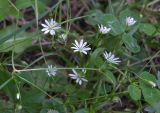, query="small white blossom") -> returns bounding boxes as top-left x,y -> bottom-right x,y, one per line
41,19 -> 61,35
98,24 -> 111,34
69,69 -> 88,85
126,17 -> 136,26
148,81 -> 156,88
47,109 -> 59,113
103,51 -> 121,65
71,39 -> 91,55
82,68 -> 86,74
58,33 -> 67,43
46,65 -> 57,77
17,104 -> 22,110
16,93 -> 20,100
59,34 -> 67,40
